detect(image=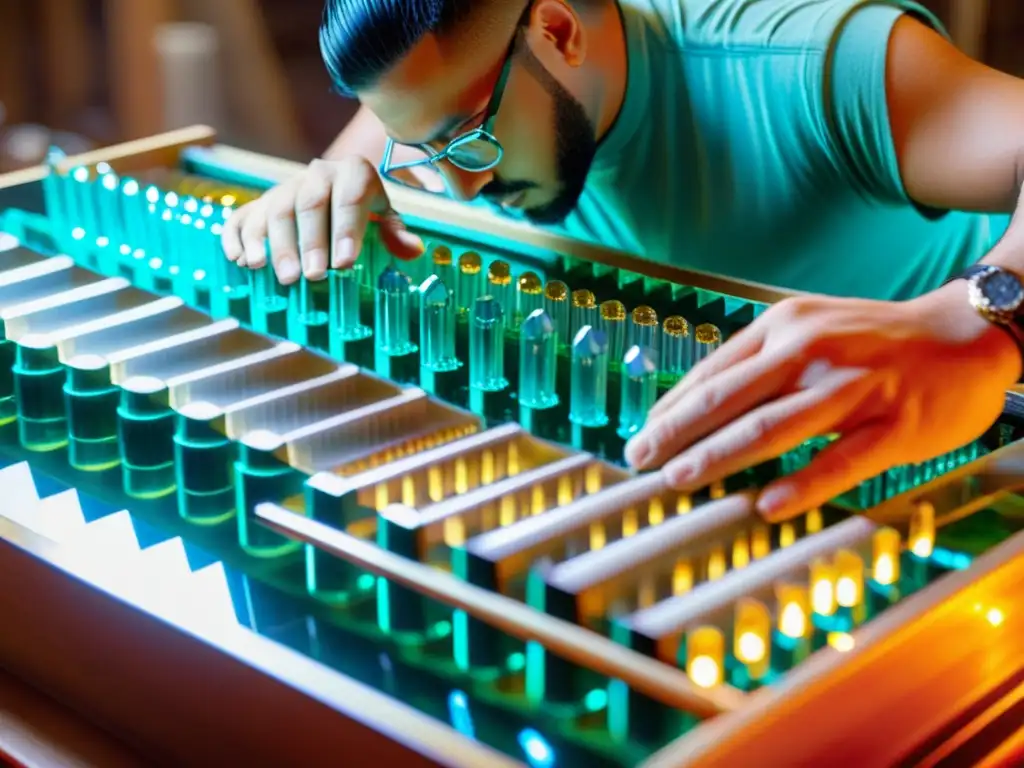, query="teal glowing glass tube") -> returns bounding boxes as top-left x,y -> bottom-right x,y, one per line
174,401 -> 235,525
64,354 -> 121,472
571,289 -> 598,341
288,273 -> 329,351
629,305 -> 660,356
328,264 -> 372,365
519,309 -> 559,410
96,170 -> 124,274
420,275 -> 459,371
486,260 -> 513,315
375,266 -> 416,355
43,147 -> 70,252
618,345 -> 658,439
13,339 -> 68,453
456,251 -> 483,315
251,262 -> 288,337
600,300 -> 627,365
375,266 -> 419,384
570,326 -> 609,428
544,280 -> 570,347
470,296 -> 507,390
117,376 -> 176,499
429,245 -> 456,288
235,430 -> 304,558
